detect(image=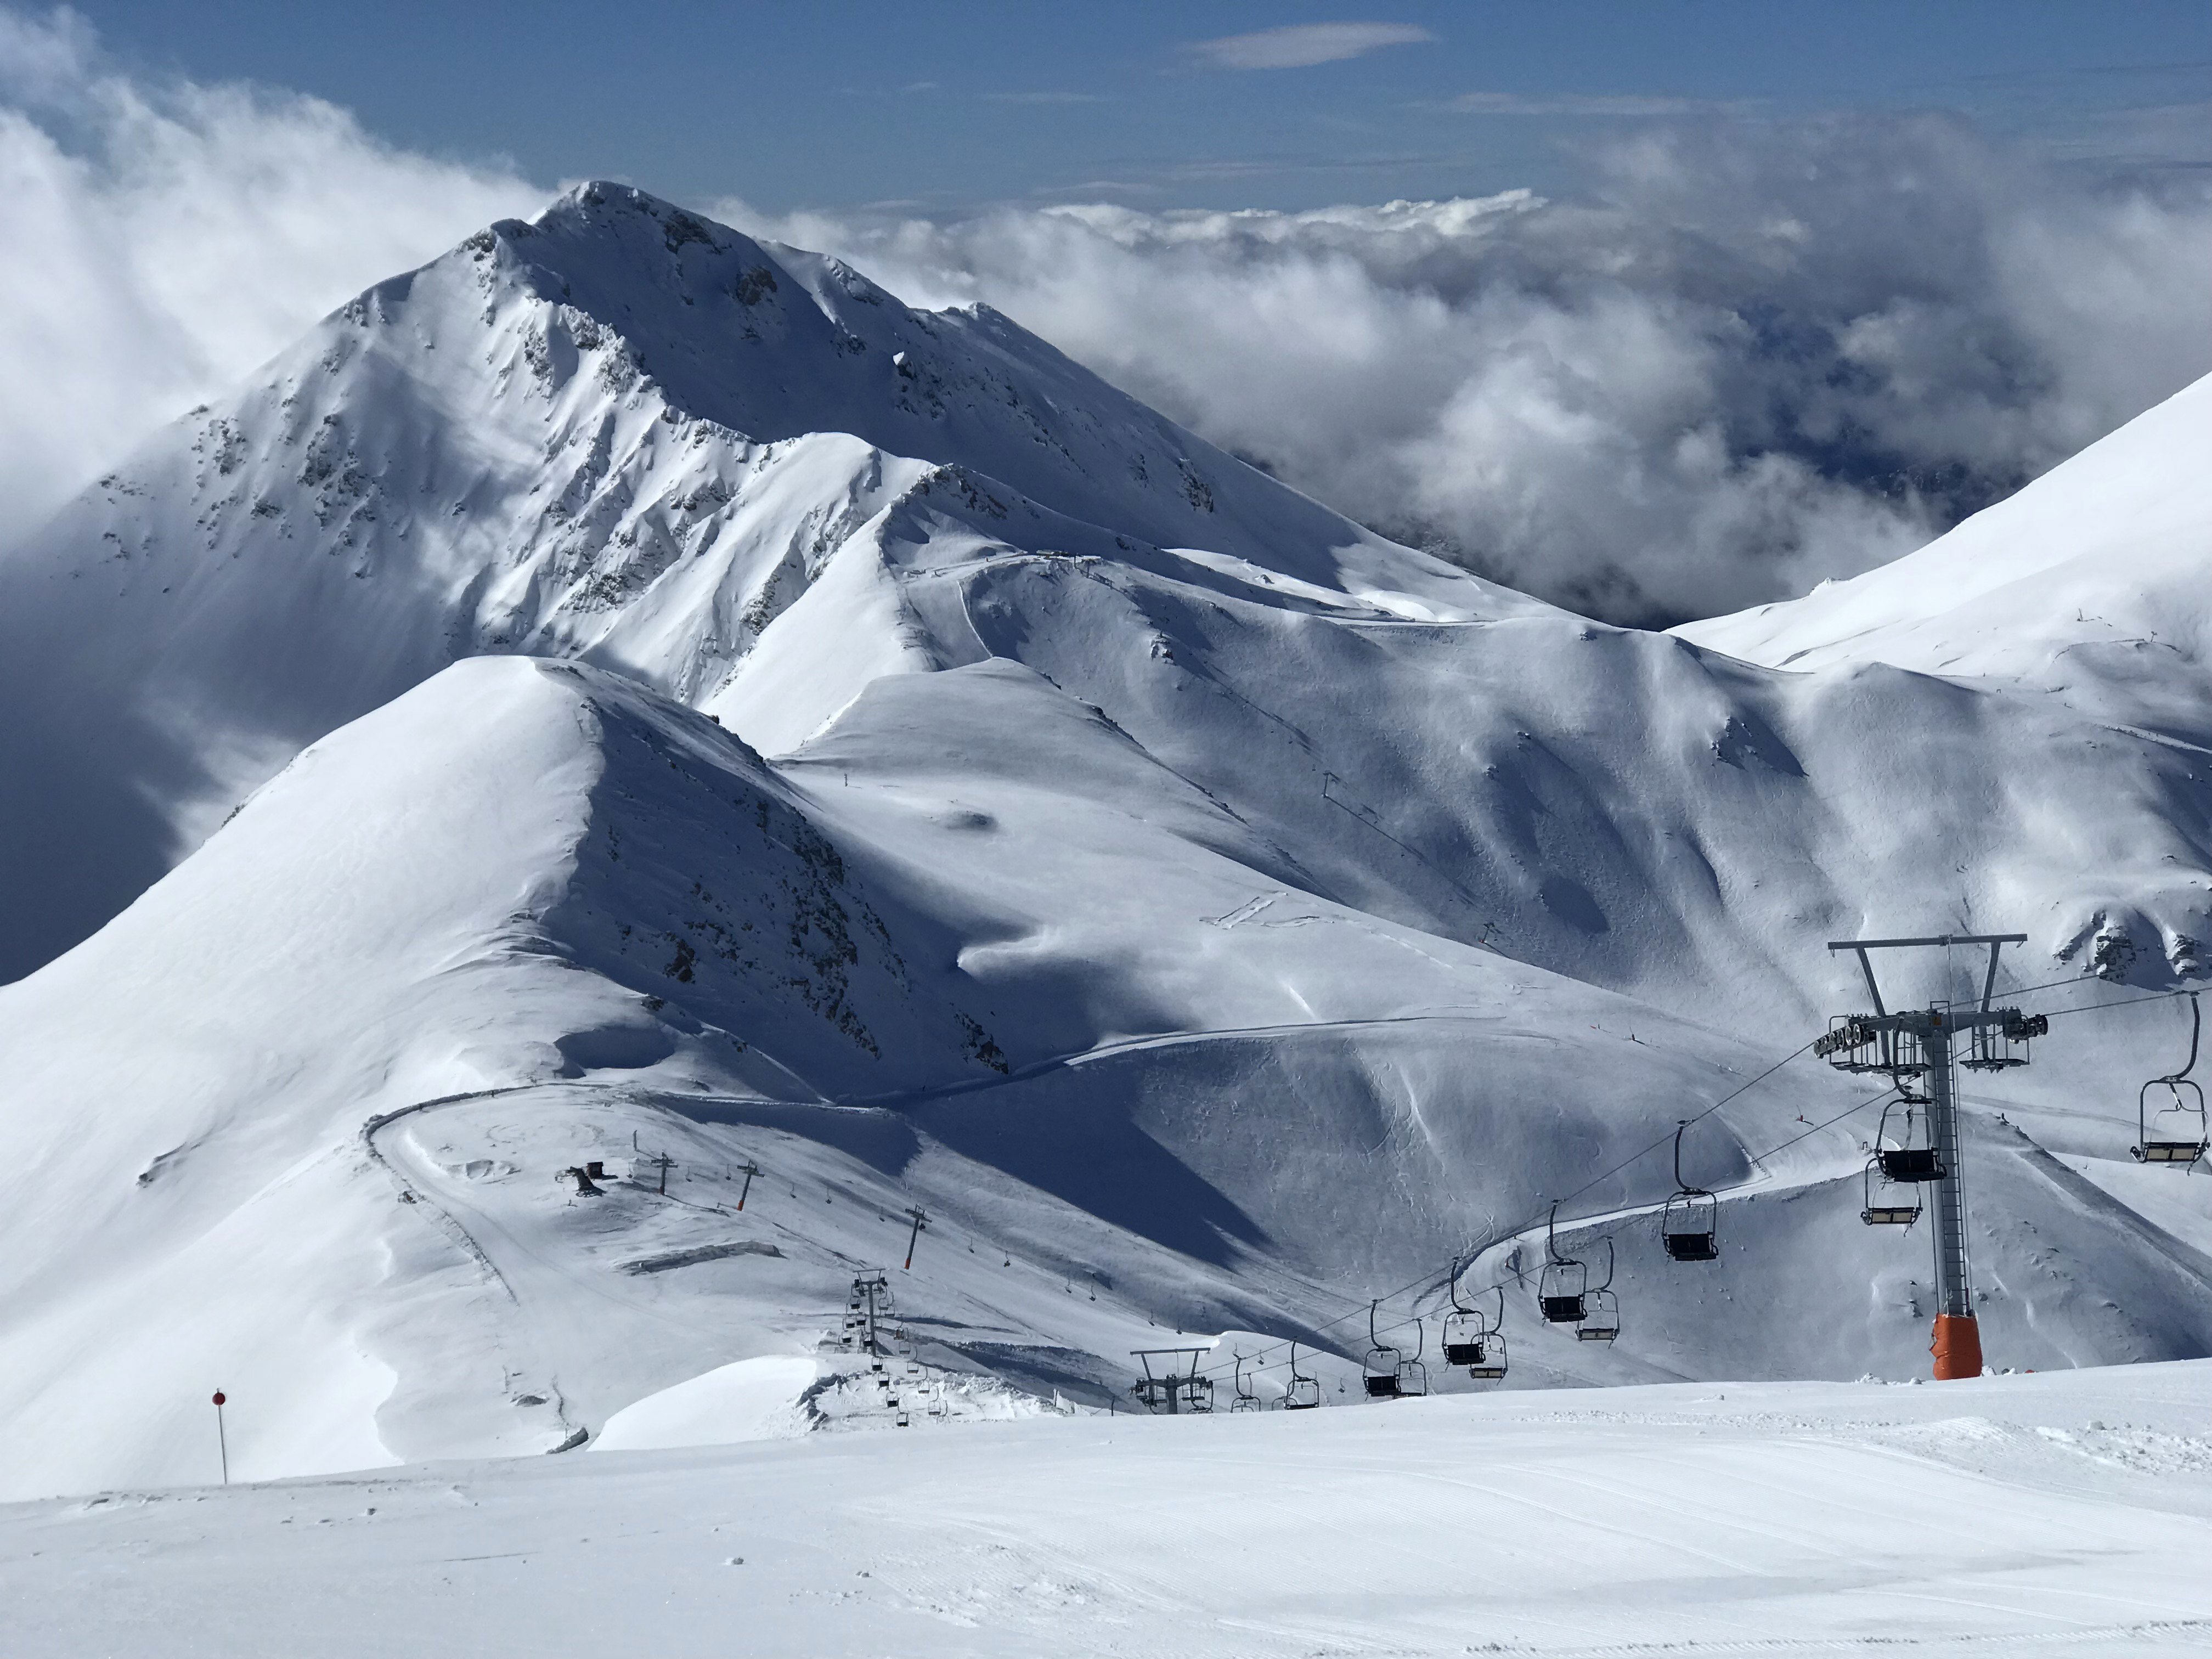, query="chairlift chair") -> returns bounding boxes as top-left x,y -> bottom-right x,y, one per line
1395,1316 -> 1430,1398
1661,1120 -> 1720,1261
1178,1373 -> 1216,1414
2134,994 -> 2207,1166
1873,1096 -> 1944,1183
1231,1351 -> 1263,1413
1443,1265 -> 1511,1380
1363,1300 -> 1404,1398
1539,1202 -> 1588,1323
1575,1238 -> 1621,1342
1443,1262 -> 1503,1367
1282,1342 -> 1322,1410
1860,1155 -> 1923,1226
